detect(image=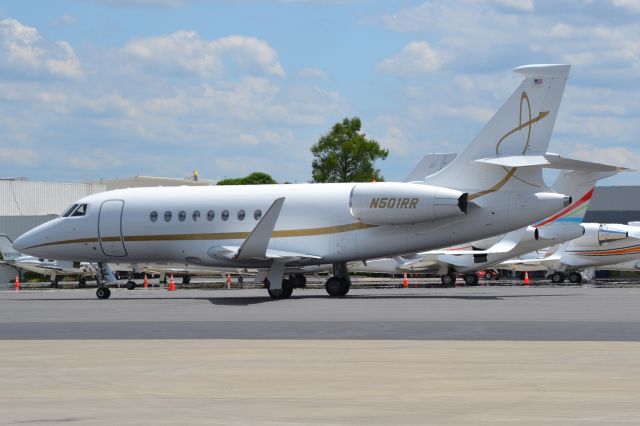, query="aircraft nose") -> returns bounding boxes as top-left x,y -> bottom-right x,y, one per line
13,224 -> 47,254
